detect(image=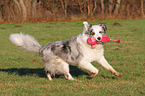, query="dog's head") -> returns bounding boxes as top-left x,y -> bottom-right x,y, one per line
83,21 -> 107,41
